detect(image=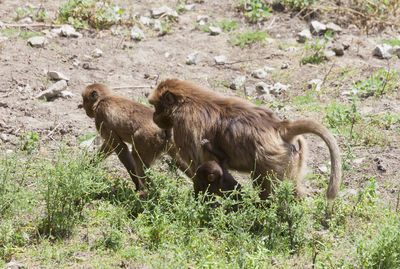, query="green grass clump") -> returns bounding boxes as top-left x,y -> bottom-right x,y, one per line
351,68 -> 399,98
230,30 -> 268,47
237,0 -> 271,22
58,0 -> 128,29
301,39 -> 326,65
